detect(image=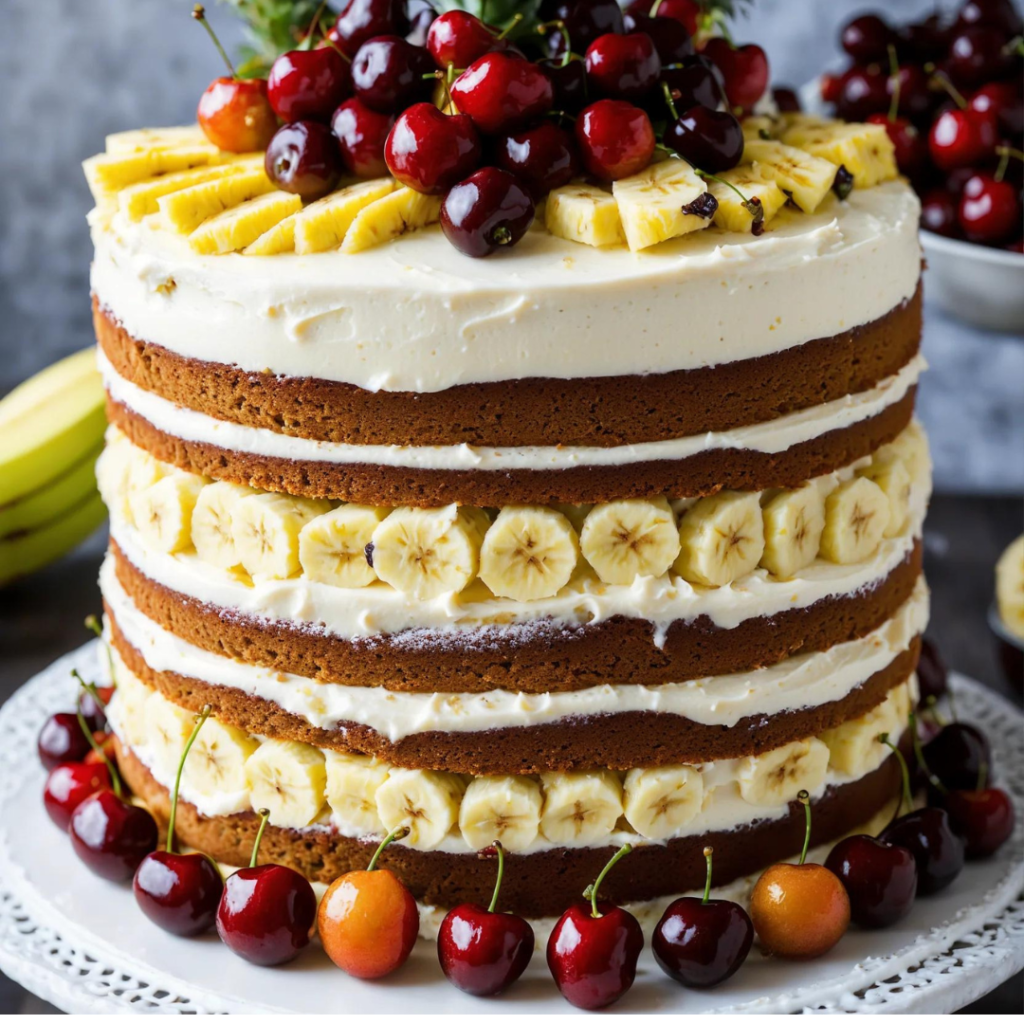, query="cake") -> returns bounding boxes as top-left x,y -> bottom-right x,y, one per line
85,110 -> 929,936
